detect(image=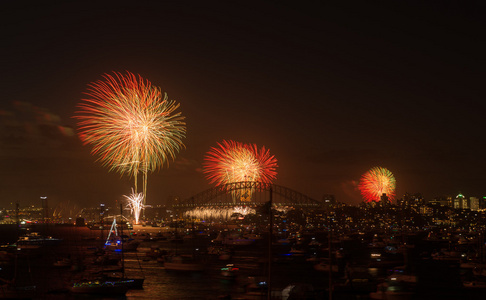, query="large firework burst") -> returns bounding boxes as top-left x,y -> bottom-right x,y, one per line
75,72 -> 186,204
203,140 -> 278,201
358,167 -> 396,202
